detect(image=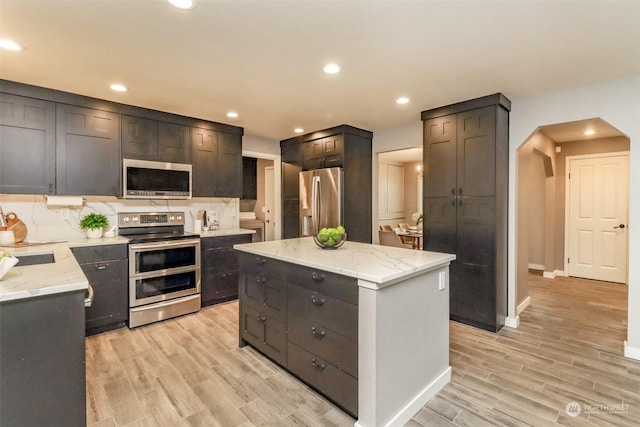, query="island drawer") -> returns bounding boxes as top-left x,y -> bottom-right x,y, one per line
79,258 -> 127,285
201,234 -> 250,250
239,274 -> 287,323
288,342 -> 357,417
288,283 -> 357,341
288,313 -> 357,377
71,244 -> 127,264
239,253 -> 286,278
241,305 -> 287,366
287,264 -> 358,305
